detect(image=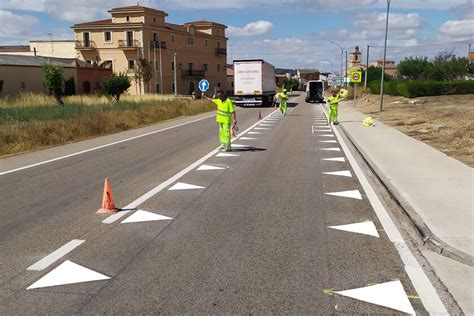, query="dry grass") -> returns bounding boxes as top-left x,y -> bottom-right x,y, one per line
0,93 -> 214,157
354,93 -> 474,167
